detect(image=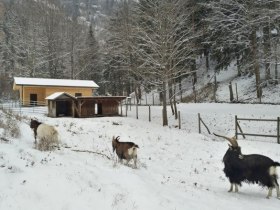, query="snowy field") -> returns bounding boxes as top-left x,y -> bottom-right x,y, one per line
1,103 -> 280,210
